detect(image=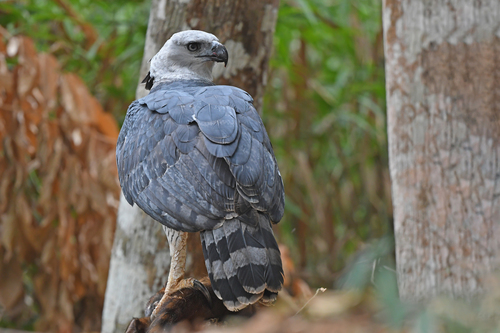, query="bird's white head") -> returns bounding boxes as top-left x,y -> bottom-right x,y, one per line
146,30 -> 228,89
